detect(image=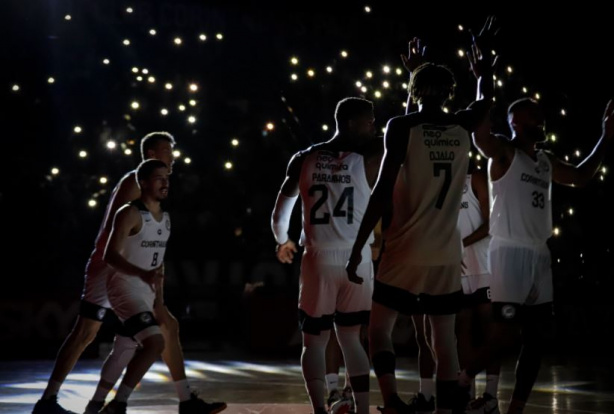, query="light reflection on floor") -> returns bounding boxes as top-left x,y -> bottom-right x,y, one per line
1,354 -> 613,413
